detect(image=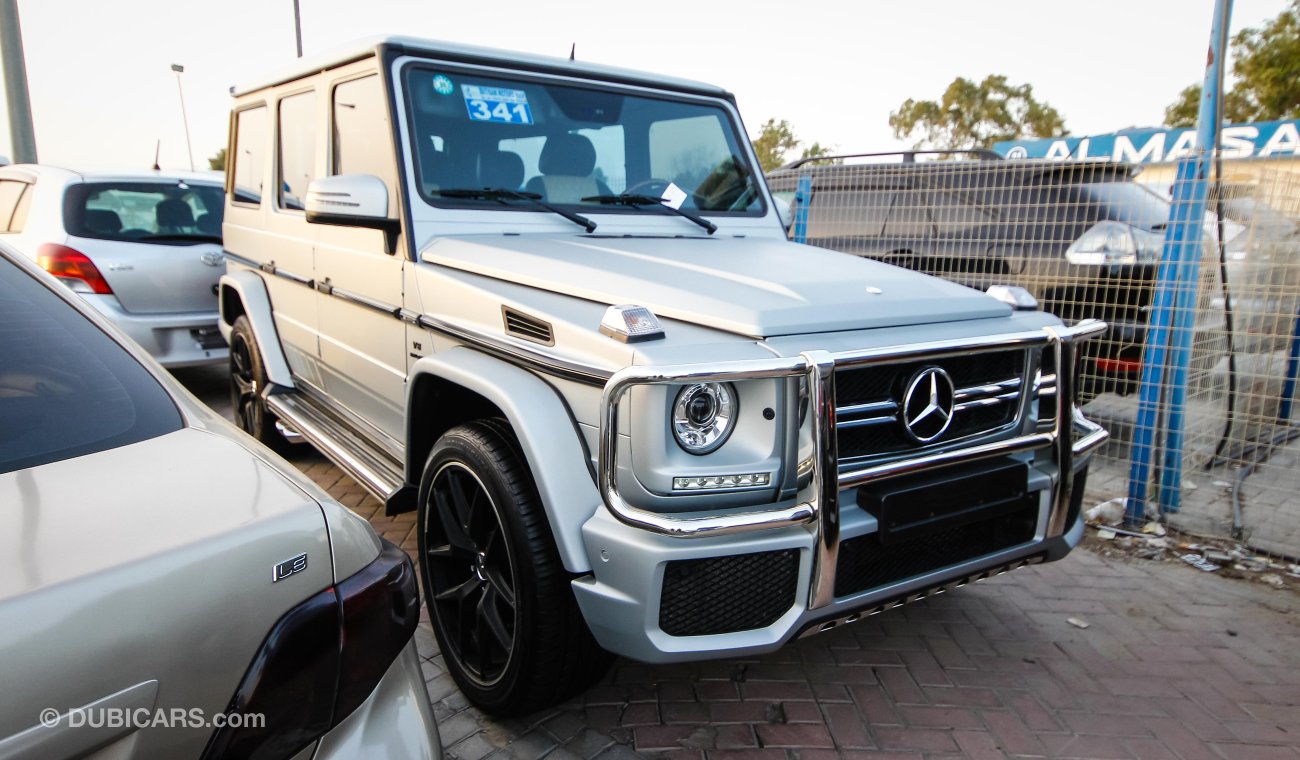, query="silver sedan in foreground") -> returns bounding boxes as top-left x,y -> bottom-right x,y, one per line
0,243 -> 440,759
